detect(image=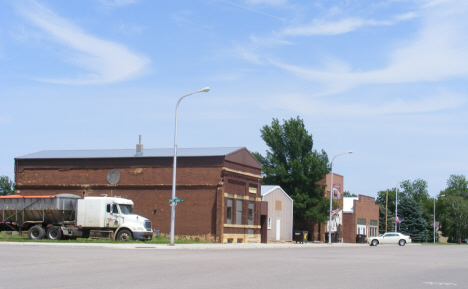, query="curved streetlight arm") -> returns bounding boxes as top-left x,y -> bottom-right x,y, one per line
328,150 -> 352,244
170,87 -> 210,246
